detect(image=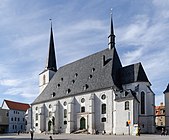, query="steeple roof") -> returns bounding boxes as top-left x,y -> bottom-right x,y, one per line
46,25 -> 57,72
164,84 -> 169,93
108,13 -> 115,49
